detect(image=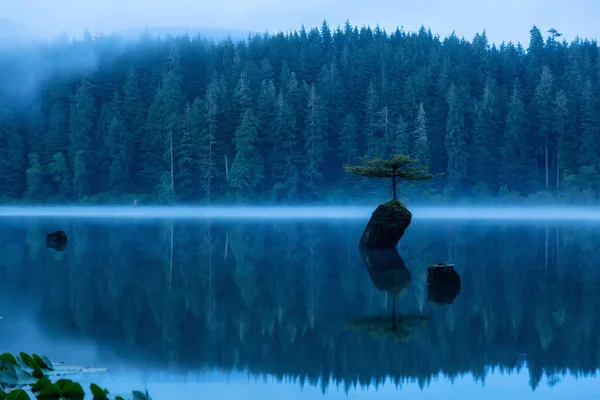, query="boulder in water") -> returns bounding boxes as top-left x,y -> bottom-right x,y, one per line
427,263 -> 461,304
359,199 -> 412,249
46,230 -> 67,251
